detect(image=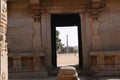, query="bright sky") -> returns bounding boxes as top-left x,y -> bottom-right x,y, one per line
56,26 -> 78,47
